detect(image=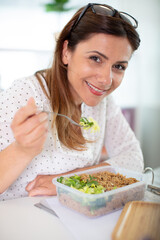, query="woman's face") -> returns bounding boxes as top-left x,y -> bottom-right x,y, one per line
62,33 -> 133,107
